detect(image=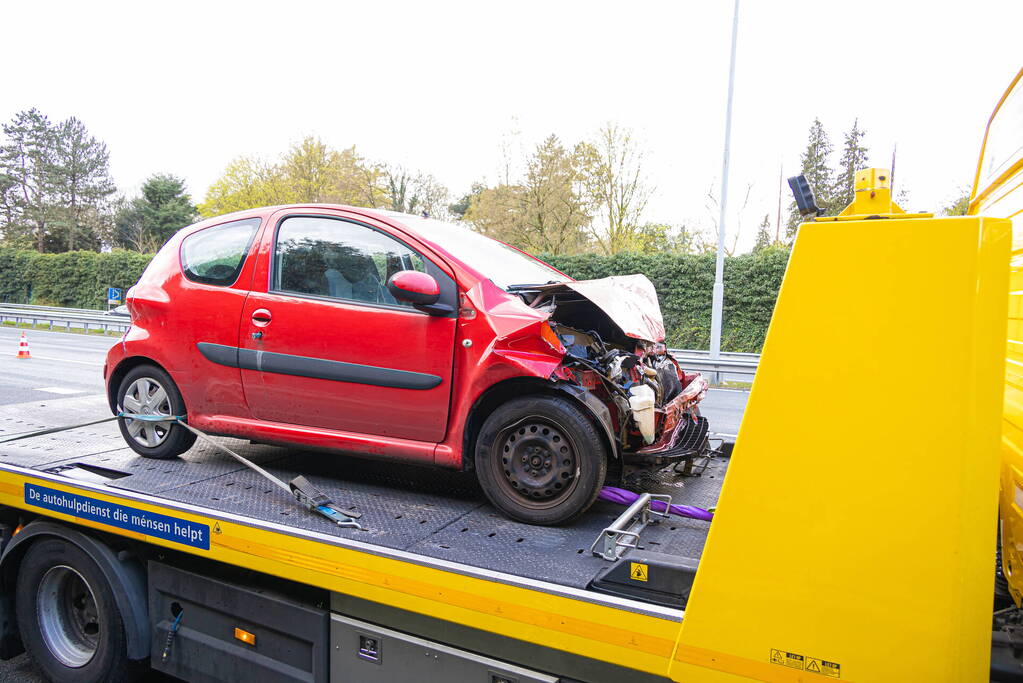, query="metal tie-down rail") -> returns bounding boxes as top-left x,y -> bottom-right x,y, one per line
590,492 -> 673,561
